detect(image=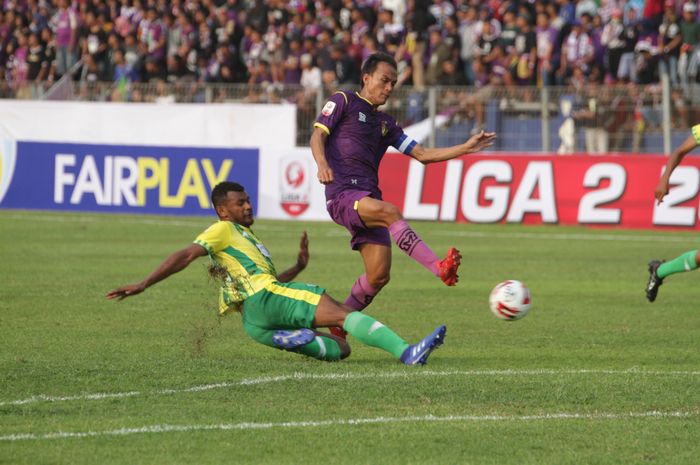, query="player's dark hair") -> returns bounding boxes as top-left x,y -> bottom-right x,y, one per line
211,182 -> 244,207
360,52 -> 397,87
